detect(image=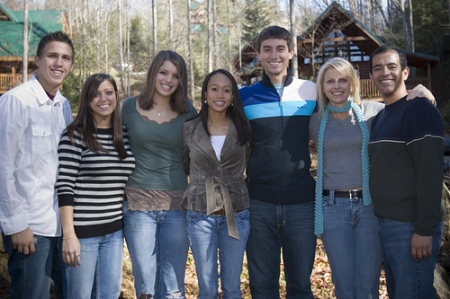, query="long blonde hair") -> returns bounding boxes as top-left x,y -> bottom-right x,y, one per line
316,57 -> 361,118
